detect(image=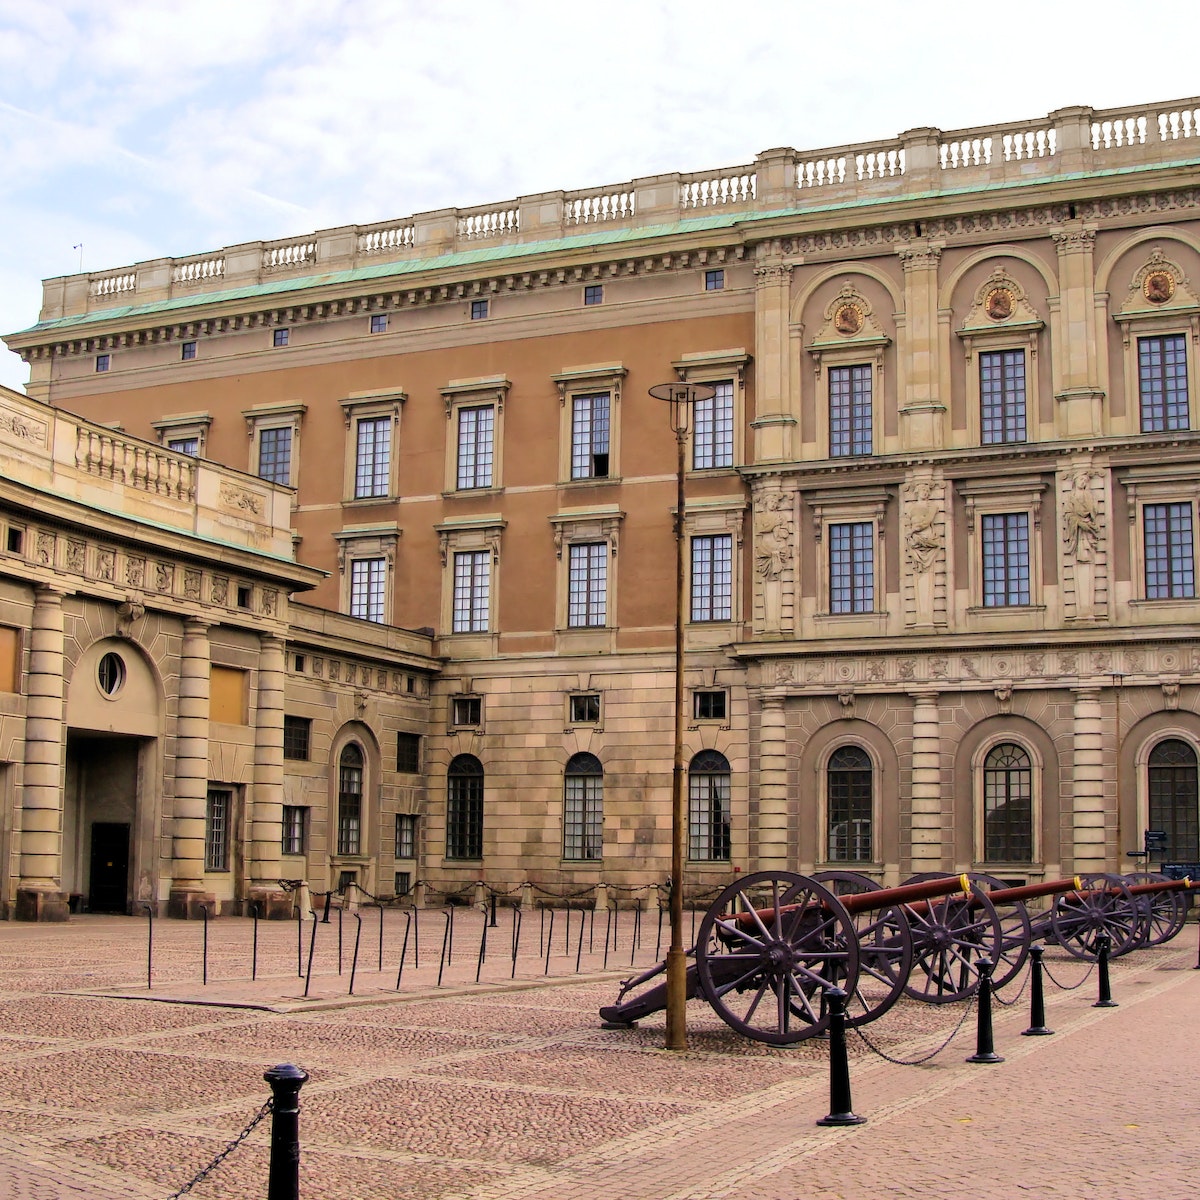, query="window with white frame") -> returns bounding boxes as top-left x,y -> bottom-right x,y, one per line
395,813 -> 417,859
551,506 -> 622,640
961,479 -> 1044,614
337,744 -> 363,856
982,743 -> 1033,862
341,391 -> 403,501
452,550 -> 491,632
693,380 -> 734,469
688,750 -> 731,861
168,437 -> 199,456
441,376 -> 508,493
563,752 -> 603,861
243,402 -> 305,489
568,543 -> 607,627
571,393 -> 610,479
281,805 -> 307,855
1138,335 -> 1190,433
979,350 -> 1027,444
808,488 -> 889,621
456,406 -> 494,489
1144,502 -> 1196,599
257,426 -> 292,484
553,365 -> 626,484
981,513 -> 1030,607
829,522 -> 874,614
826,746 -> 872,862
437,518 -> 503,643
690,534 -> 732,621
336,526 -> 398,625
152,412 -> 212,458
350,558 -> 386,622
828,365 -> 873,457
